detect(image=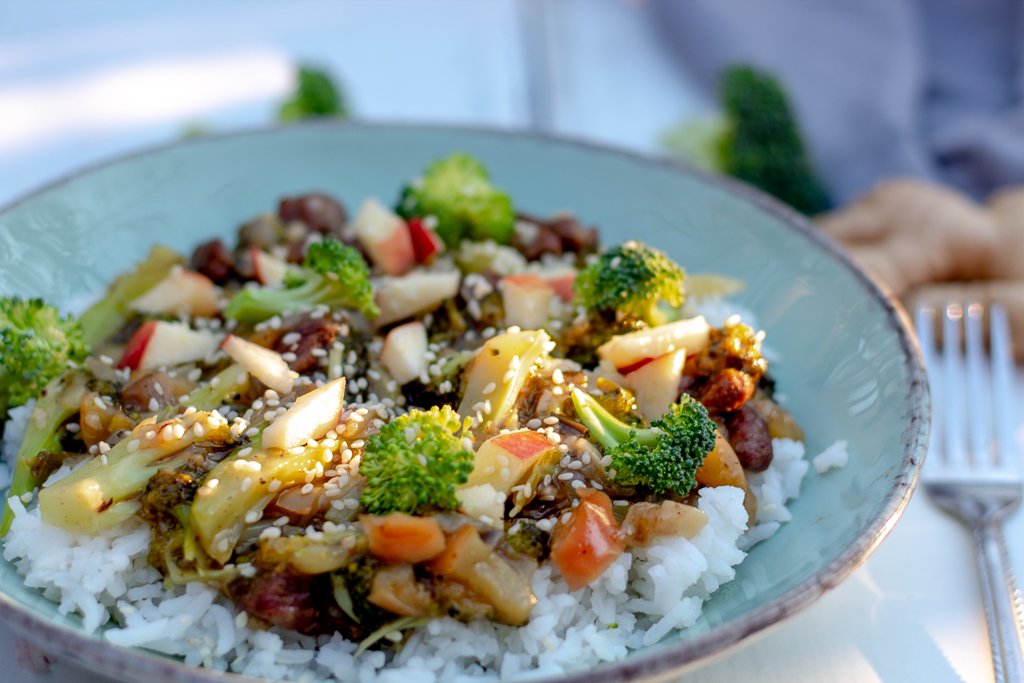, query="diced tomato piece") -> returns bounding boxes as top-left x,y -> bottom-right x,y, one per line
361,512 -> 446,563
550,489 -> 626,590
